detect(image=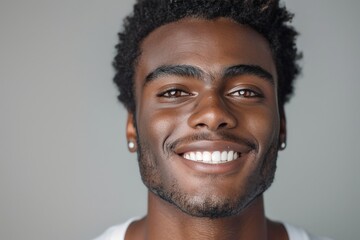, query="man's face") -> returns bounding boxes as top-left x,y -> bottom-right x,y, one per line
127,17 -> 285,218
